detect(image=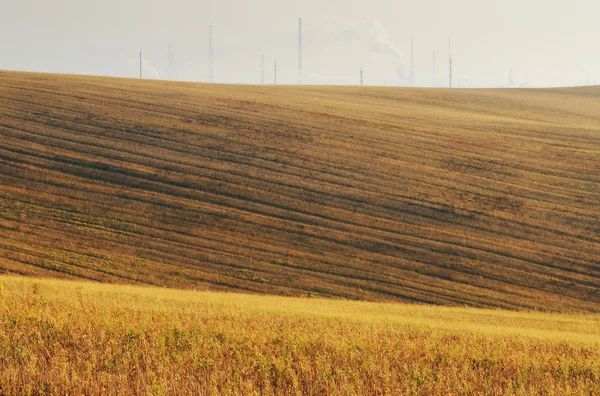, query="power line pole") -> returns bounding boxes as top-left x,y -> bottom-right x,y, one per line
274,60 -> 277,85
449,38 -> 452,89
432,51 -> 436,87
139,50 -> 142,80
209,23 -> 215,82
261,54 -> 265,85
360,68 -> 363,86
